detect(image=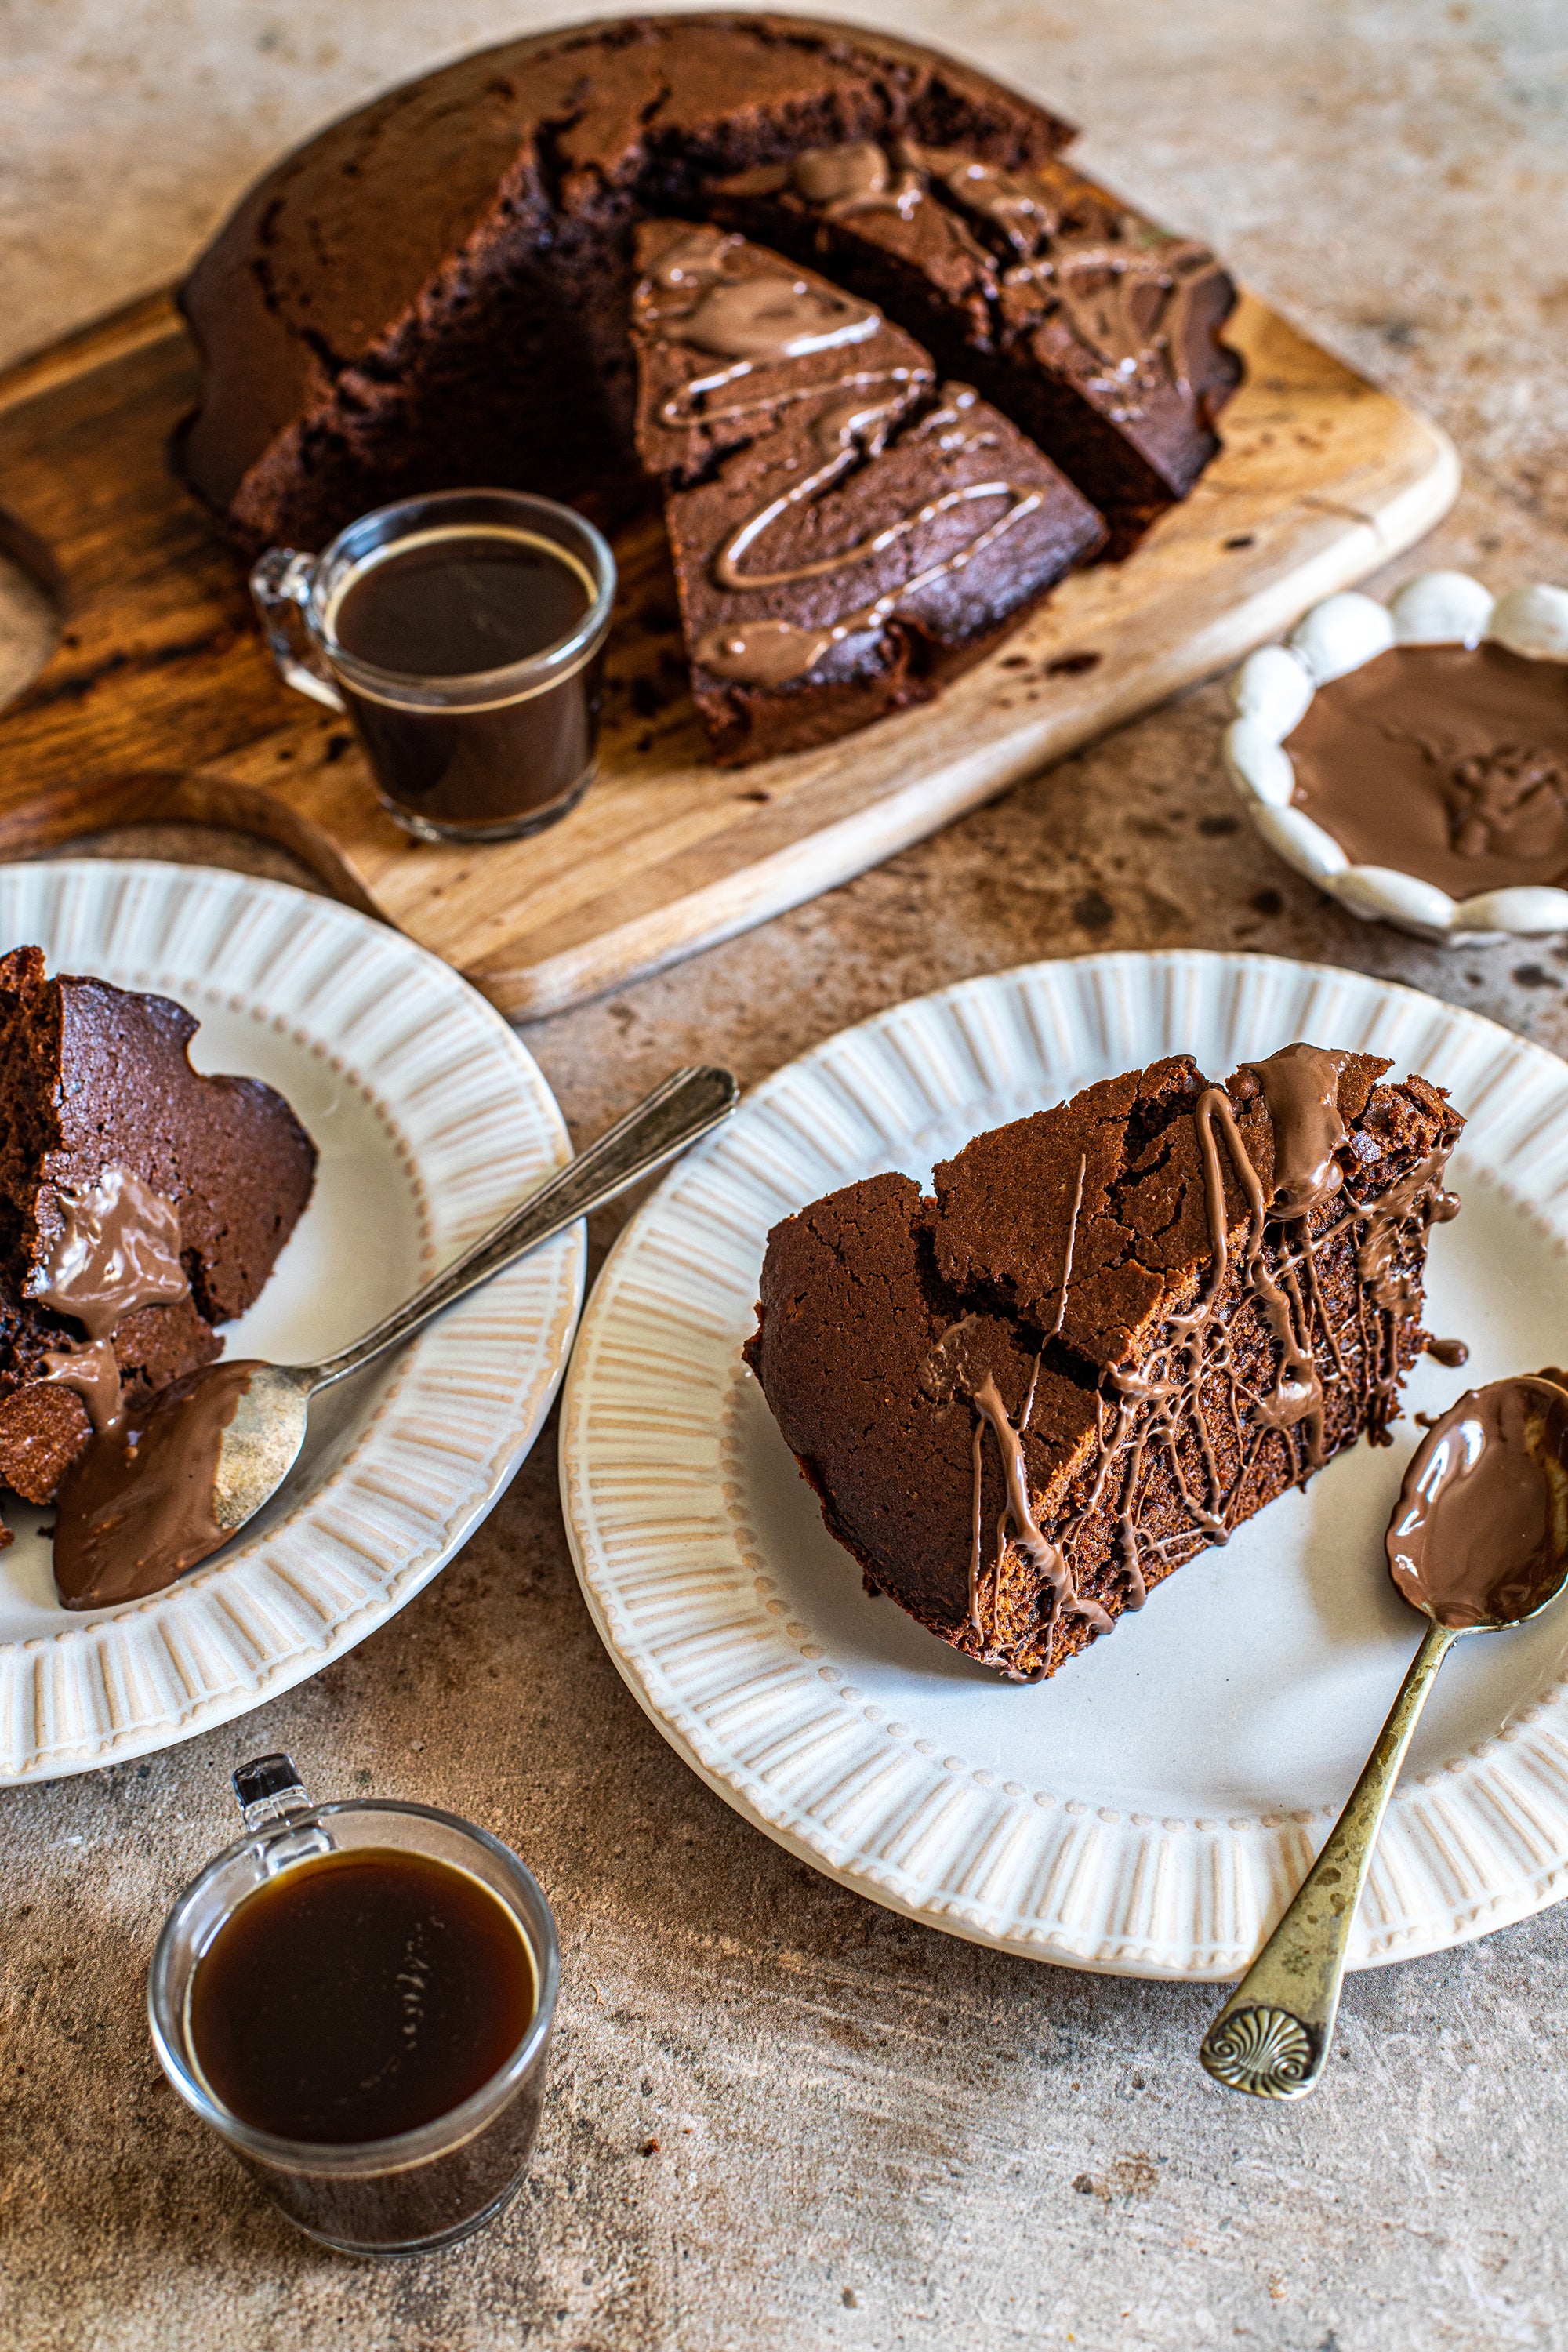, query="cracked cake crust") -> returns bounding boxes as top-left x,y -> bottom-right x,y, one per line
744,1049 -> 1463,1681
174,13 -> 1077,556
